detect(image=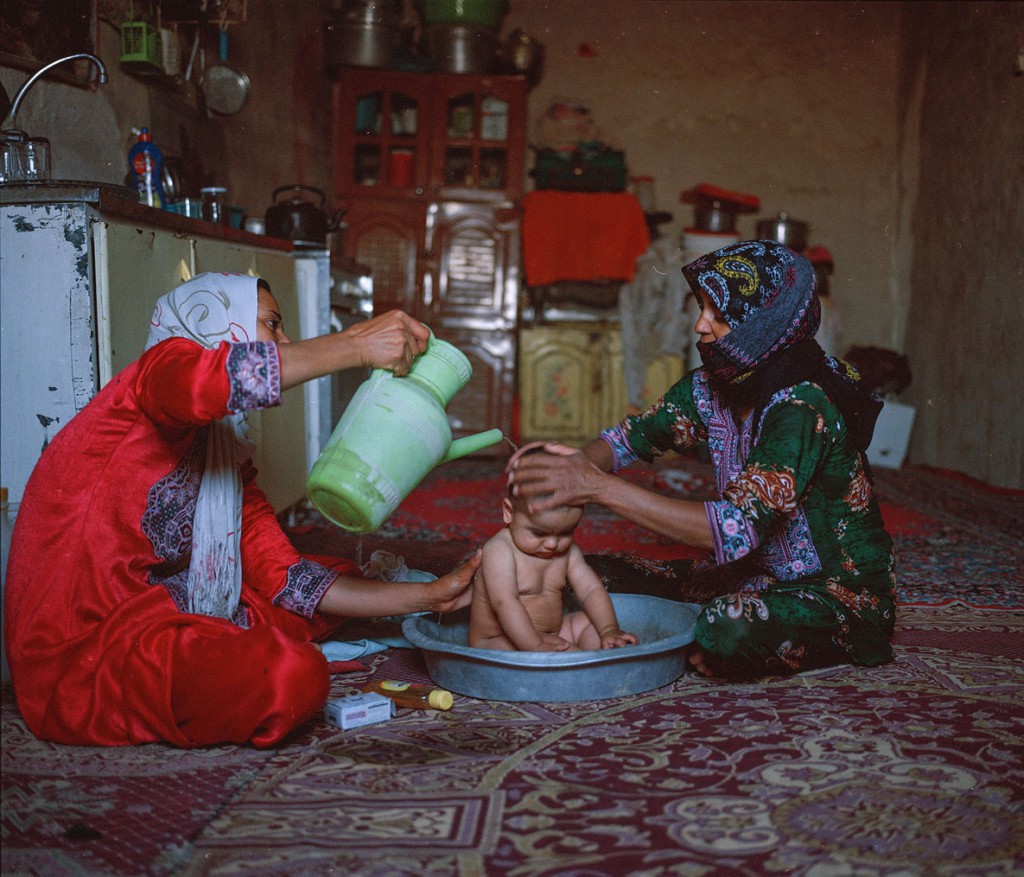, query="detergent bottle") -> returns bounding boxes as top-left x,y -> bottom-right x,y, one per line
363,680 -> 454,711
128,127 -> 166,208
